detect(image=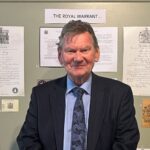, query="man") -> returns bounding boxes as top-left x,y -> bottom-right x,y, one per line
17,20 -> 139,150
